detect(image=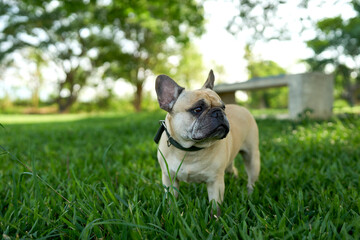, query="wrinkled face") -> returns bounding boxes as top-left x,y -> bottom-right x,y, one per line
170,88 -> 230,143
